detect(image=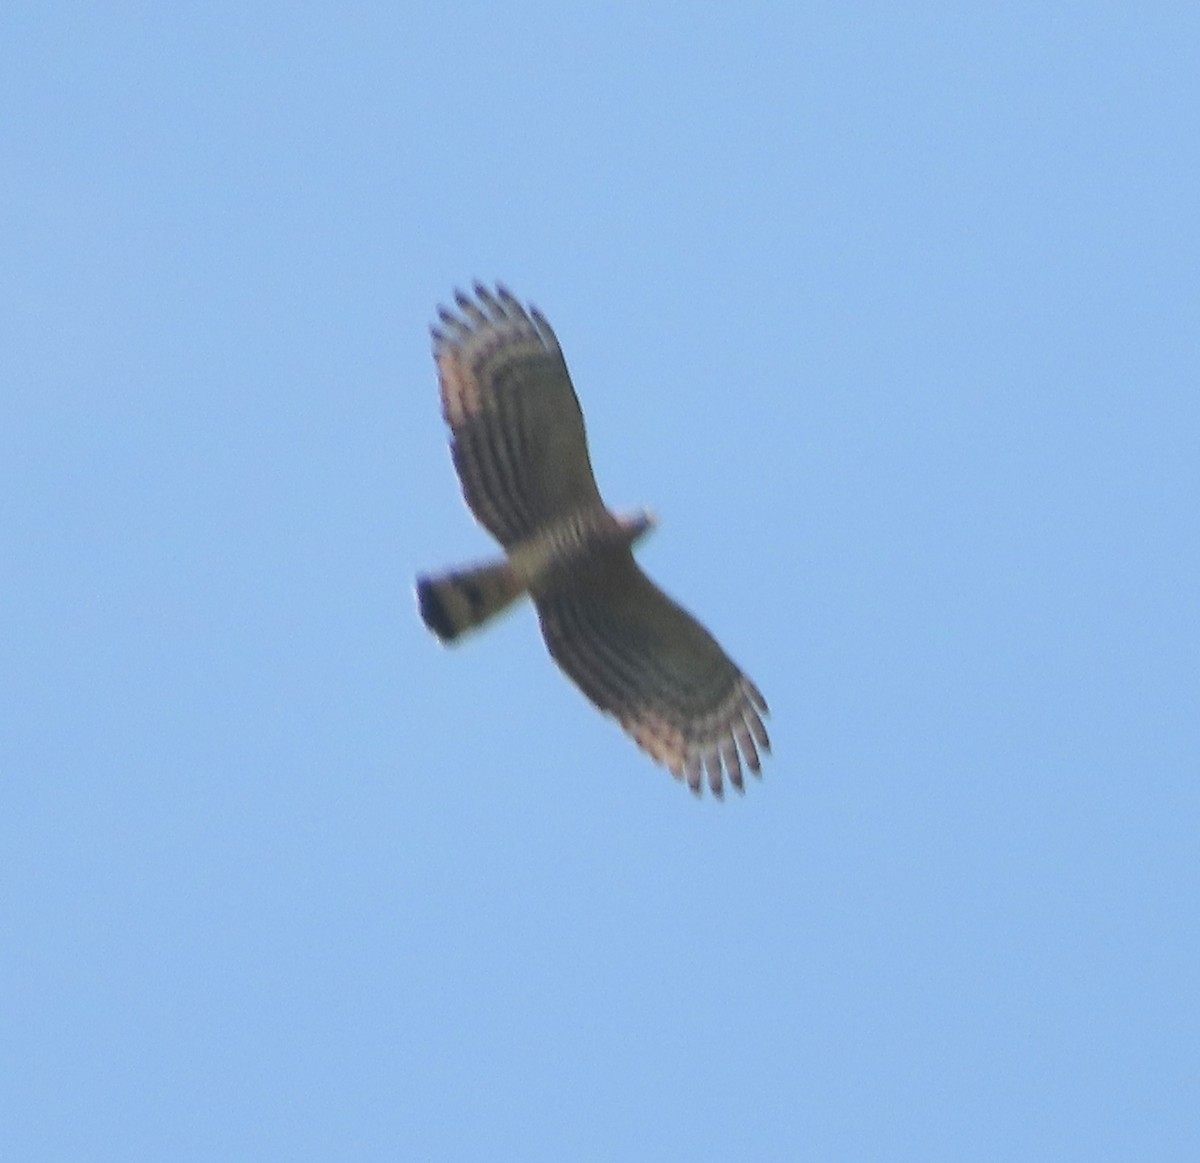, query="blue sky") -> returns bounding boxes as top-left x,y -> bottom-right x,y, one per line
3,3 -> 1198,1159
